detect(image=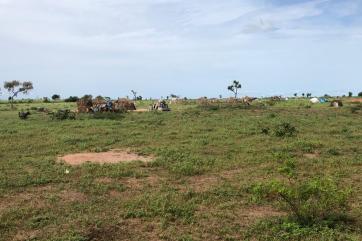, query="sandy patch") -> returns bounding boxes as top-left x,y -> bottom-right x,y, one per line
59,190 -> 87,203
132,109 -> 149,112
13,230 -> 40,241
58,149 -> 153,165
303,152 -> 320,159
242,206 -> 283,219
347,98 -> 362,103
